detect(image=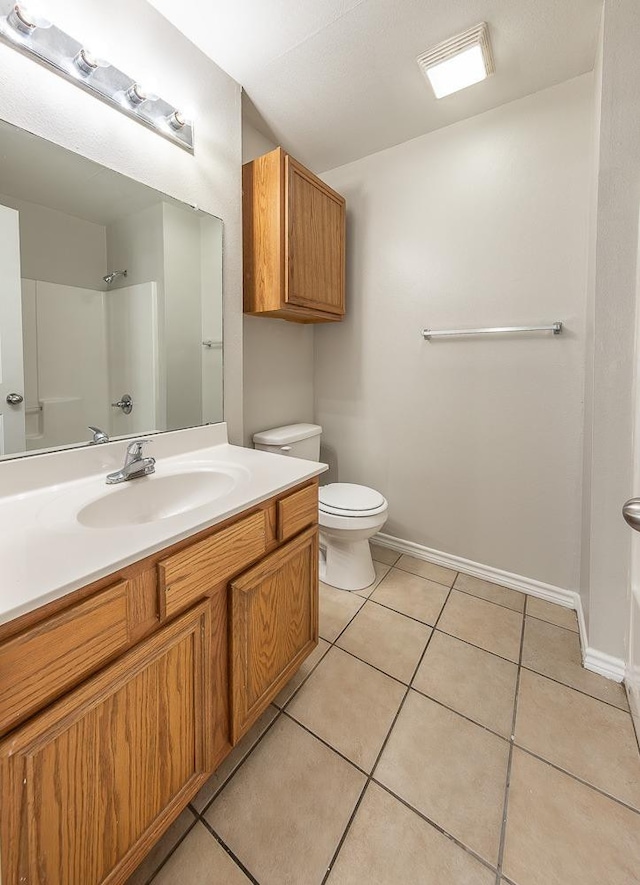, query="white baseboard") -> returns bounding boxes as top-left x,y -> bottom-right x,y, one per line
374,532 -> 577,608
582,647 -> 625,683
374,531 -> 627,683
